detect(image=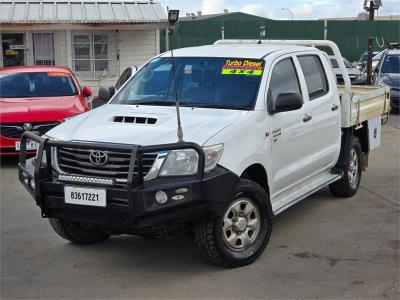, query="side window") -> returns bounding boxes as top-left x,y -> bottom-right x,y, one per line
267,58 -> 301,112
298,55 -> 329,100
